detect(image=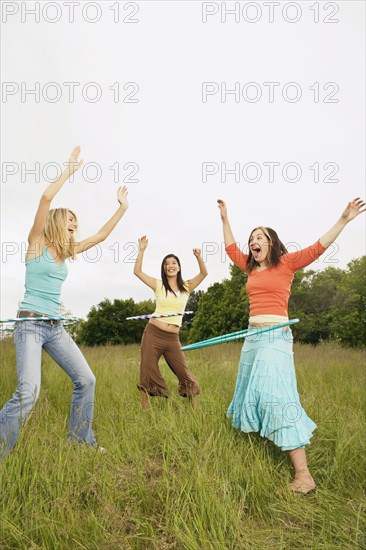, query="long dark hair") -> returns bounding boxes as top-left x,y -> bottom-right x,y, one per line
246,226 -> 288,273
161,254 -> 188,295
